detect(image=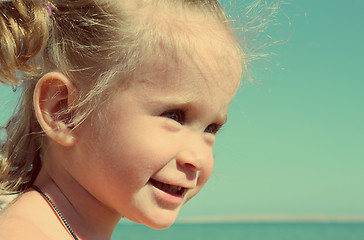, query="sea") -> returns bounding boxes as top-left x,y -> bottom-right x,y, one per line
111,222 -> 364,240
